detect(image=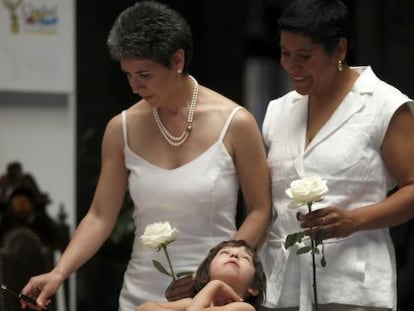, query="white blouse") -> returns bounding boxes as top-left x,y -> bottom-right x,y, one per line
118,107 -> 243,310
260,66 -> 414,310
